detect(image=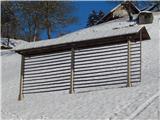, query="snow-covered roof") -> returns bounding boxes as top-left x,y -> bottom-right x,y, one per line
96,1 -> 140,24
14,21 -> 149,53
